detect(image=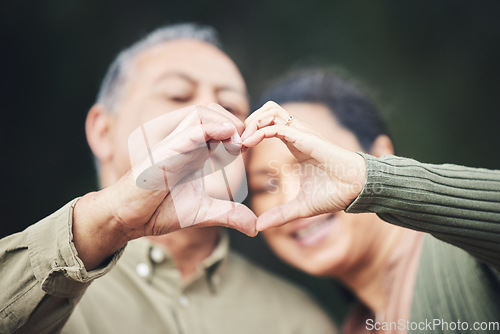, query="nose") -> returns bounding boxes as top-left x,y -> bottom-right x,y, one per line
193,86 -> 218,106
192,86 -> 243,127
280,169 -> 301,203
